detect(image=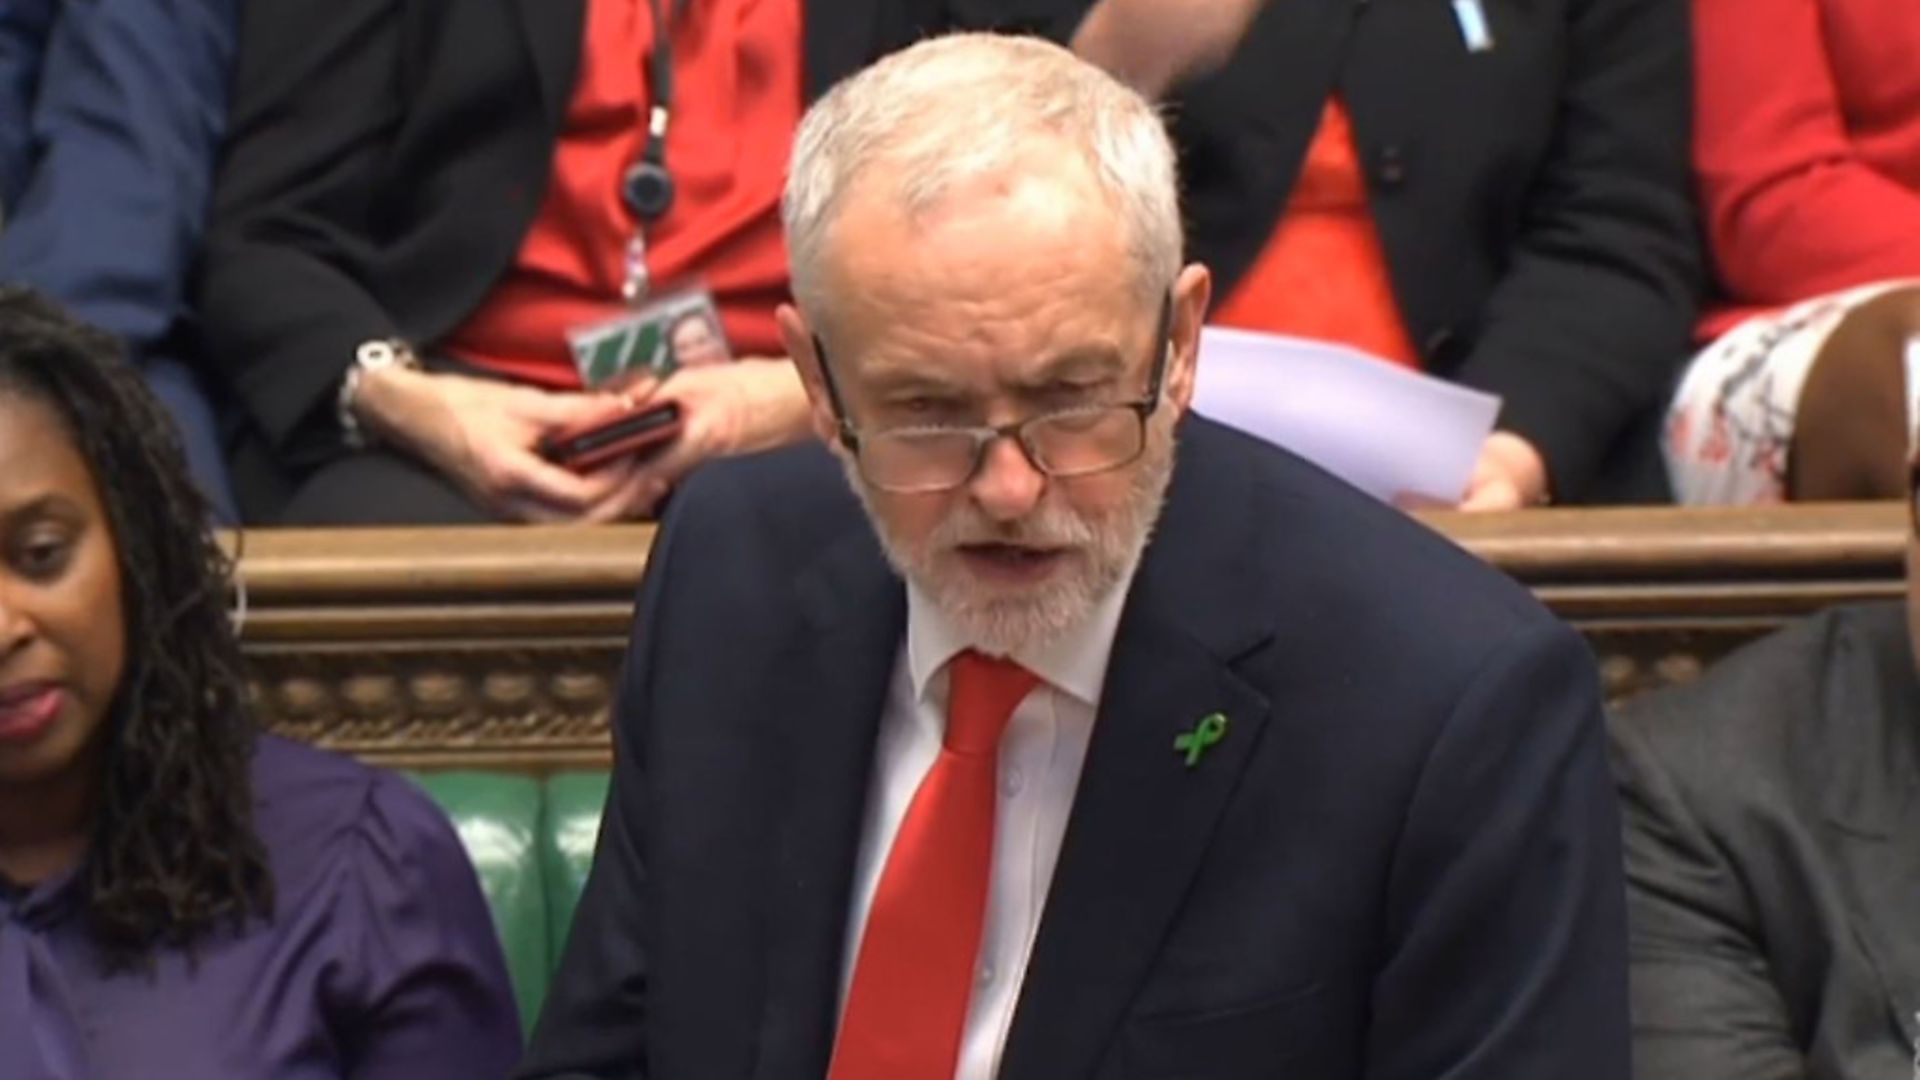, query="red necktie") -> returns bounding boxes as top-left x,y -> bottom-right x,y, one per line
829,650 -> 1041,1080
